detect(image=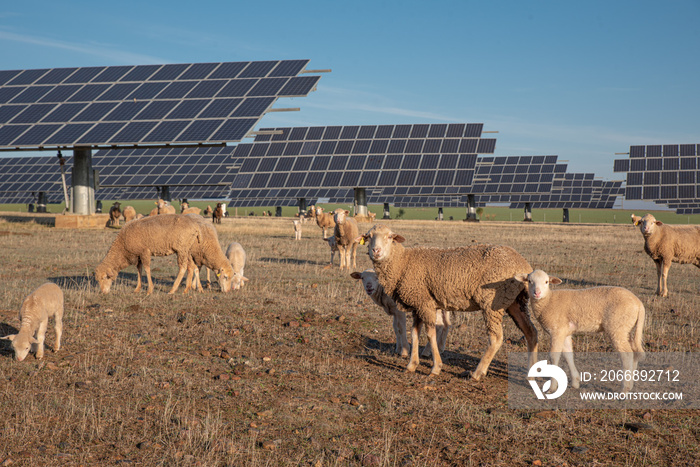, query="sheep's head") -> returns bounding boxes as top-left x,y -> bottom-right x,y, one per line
232,271 -> 249,290
638,213 -> 662,237
333,208 -> 349,224
514,269 -> 561,301
350,269 -> 379,296
216,264 -> 235,293
1,333 -> 37,362
357,224 -> 405,263
156,199 -> 165,208
94,266 -> 115,293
